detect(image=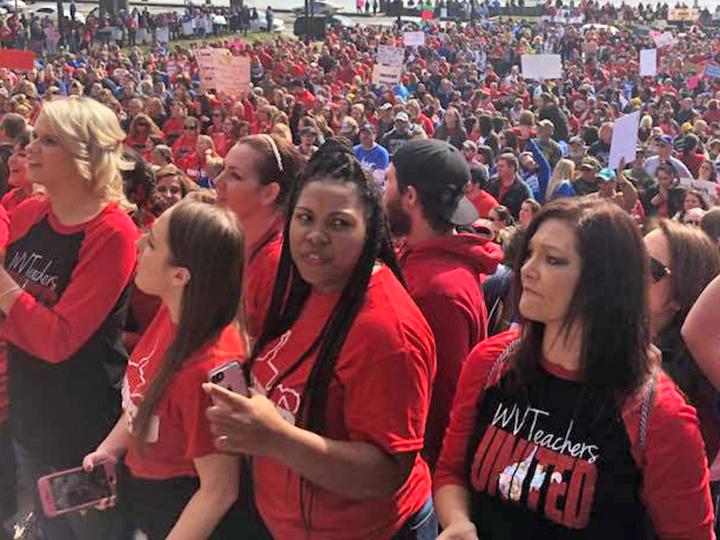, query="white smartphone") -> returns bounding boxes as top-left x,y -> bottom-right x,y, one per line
207,360 -> 249,396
